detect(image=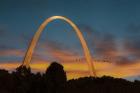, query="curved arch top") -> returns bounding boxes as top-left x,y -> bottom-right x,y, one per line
22,16 -> 96,77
